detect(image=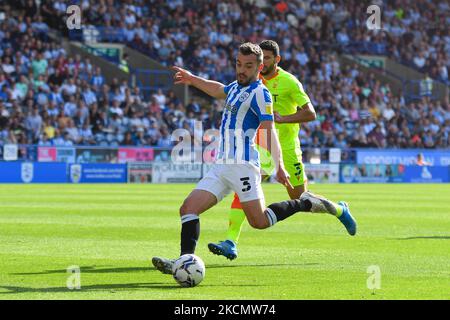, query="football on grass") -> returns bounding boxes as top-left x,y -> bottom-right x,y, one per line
172,254 -> 205,287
